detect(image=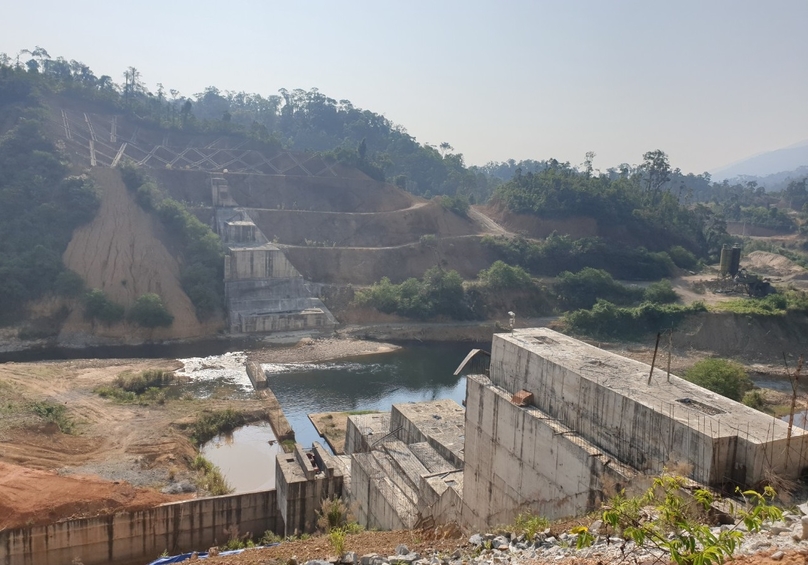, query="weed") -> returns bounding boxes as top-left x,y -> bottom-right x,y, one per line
328,527 -> 347,555
190,409 -> 249,446
576,474 -> 782,565
192,454 -> 232,496
317,497 -> 350,532
260,530 -> 283,545
511,512 -> 550,539
281,439 -> 296,453
30,400 -> 74,433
